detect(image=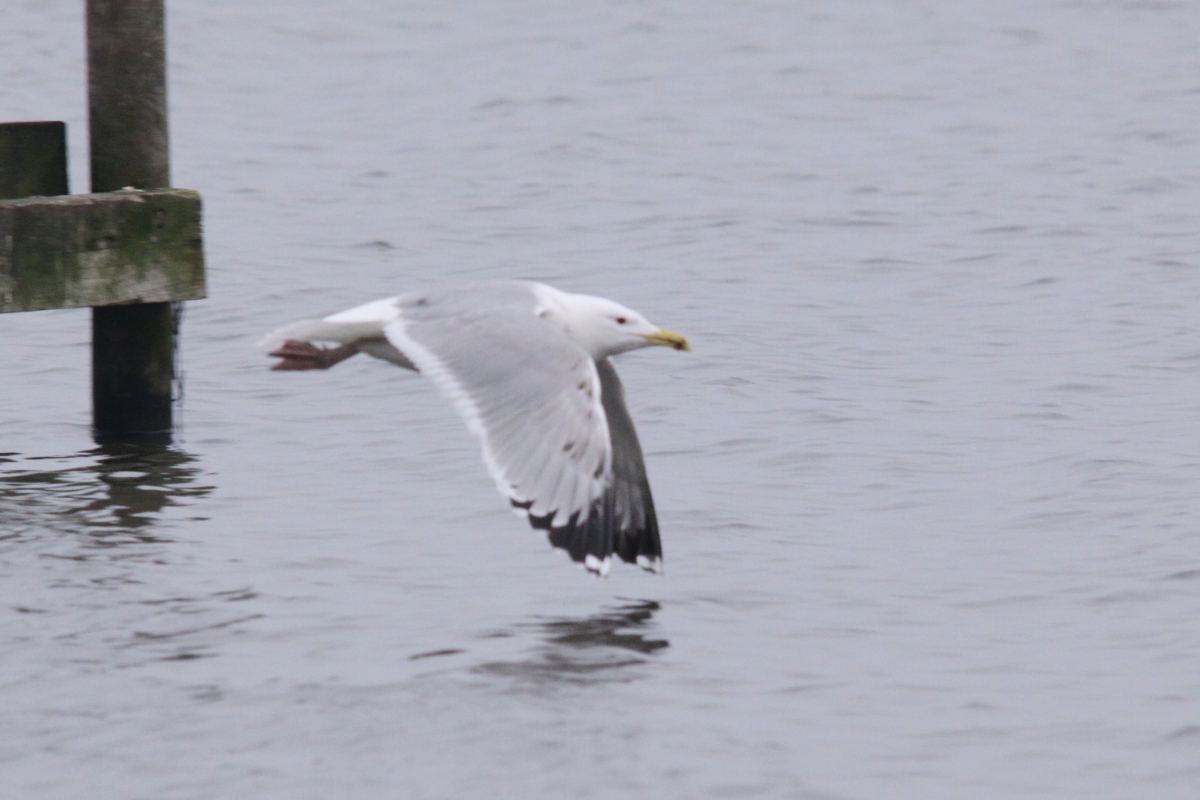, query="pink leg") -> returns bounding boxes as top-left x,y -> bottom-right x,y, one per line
269,339 -> 366,371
